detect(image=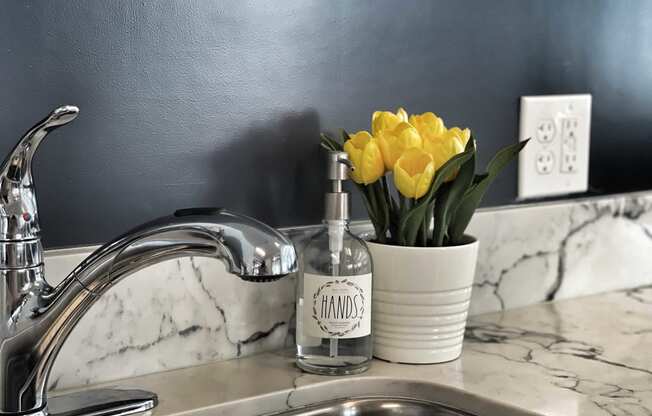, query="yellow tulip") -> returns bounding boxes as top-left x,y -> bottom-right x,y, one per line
377,122 -> 422,171
371,107 -> 409,136
343,131 -> 385,184
408,112 -> 446,141
448,127 -> 471,148
423,129 -> 466,172
393,147 -> 435,199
